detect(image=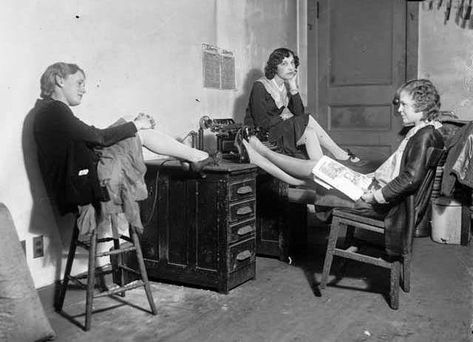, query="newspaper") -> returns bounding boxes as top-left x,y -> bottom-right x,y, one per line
311,156 -> 373,201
